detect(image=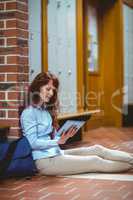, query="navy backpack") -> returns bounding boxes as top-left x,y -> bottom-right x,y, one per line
0,137 -> 37,179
